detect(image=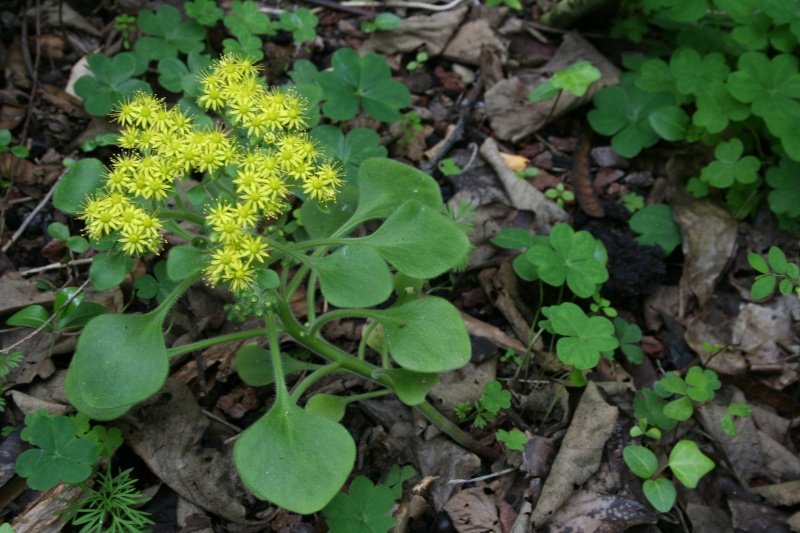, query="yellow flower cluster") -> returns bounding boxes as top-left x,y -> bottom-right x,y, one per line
79,54 -> 343,292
